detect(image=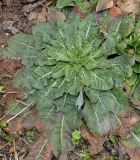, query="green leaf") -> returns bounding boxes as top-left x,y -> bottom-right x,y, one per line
127,73 -> 138,87
79,1 -> 94,13
13,68 -> 33,89
54,94 -> 76,113
50,78 -> 67,99
56,0 -> 75,8
83,100 -> 120,136
108,15 -> 134,38
88,88 -> 129,116
85,87 -> 99,103
41,95 -> 82,157
67,77 -> 83,95
135,54 -> 140,62
111,67 -> 124,88
79,68 -> 92,86
36,89 -> 54,109
8,34 -> 37,67
34,66 -> 52,80
91,69 -> 114,90
48,115 -> 72,157
131,81 -> 140,105
13,68 -> 44,90
32,23 -> 56,45
52,62 -> 66,78
118,15 -> 134,38
103,36 -> 115,55
111,55 -> 134,78
122,122 -> 140,149
133,63 -> 140,73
